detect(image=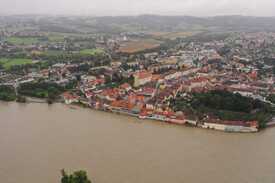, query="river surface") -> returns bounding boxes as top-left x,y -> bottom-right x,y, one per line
0,102 -> 275,183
